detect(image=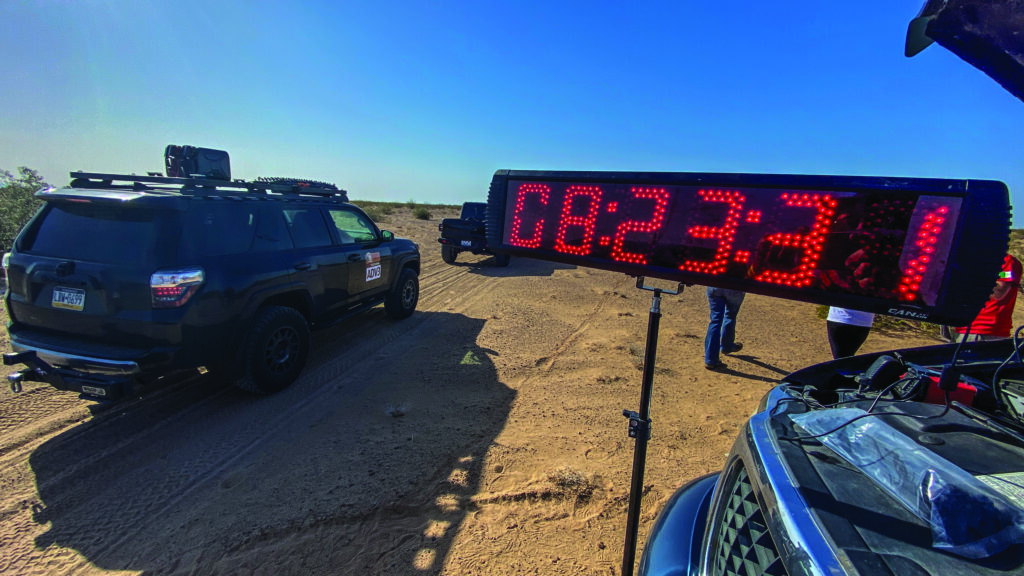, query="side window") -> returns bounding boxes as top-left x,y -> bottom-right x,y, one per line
181,202 -> 258,256
328,209 -> 378,245
283,208 -> 333,249
253,205 -> 293,251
